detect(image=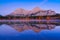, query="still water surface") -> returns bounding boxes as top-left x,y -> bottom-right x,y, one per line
0,20 -> 60,40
